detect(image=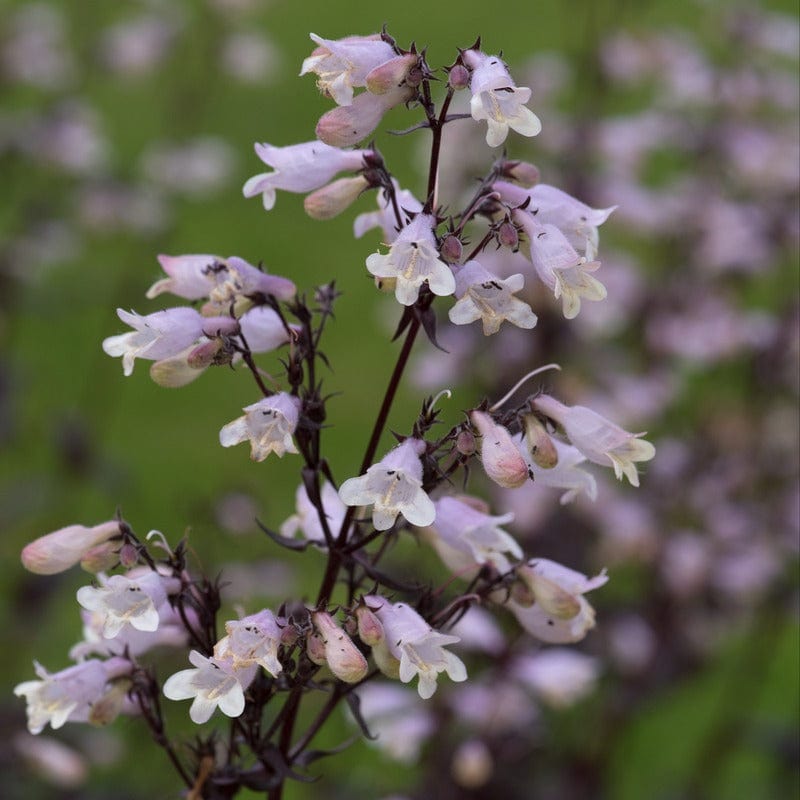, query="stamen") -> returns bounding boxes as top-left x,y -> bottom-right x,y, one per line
489,364 -> 561,411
